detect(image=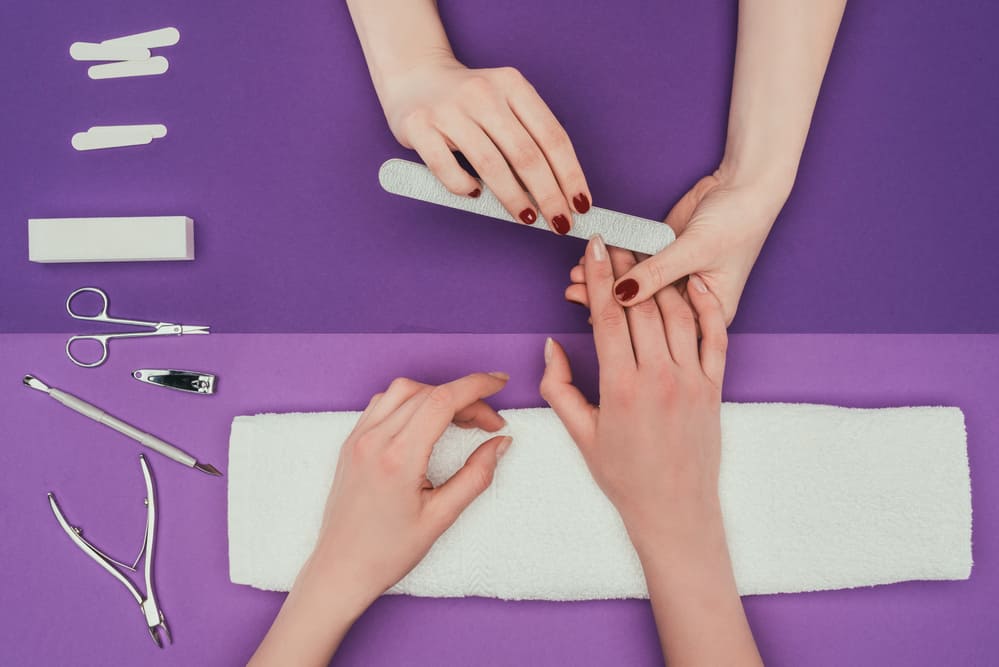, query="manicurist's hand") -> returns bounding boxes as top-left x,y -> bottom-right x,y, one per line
346,0 -> 590,235
249,373 -> 512,667
542,236 -> 762,666
567,173 -> 783,325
